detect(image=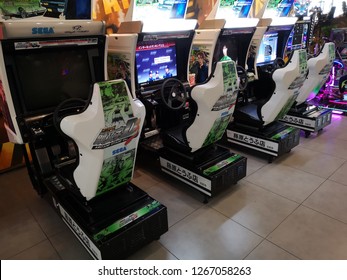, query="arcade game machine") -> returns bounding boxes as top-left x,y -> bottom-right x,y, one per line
211,0 -> 260,89
322,28 -> 347,112
225,1 -> 309,162
280,9 -> 335,137
124,1 -> 247,201
0,20 -> 168,259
